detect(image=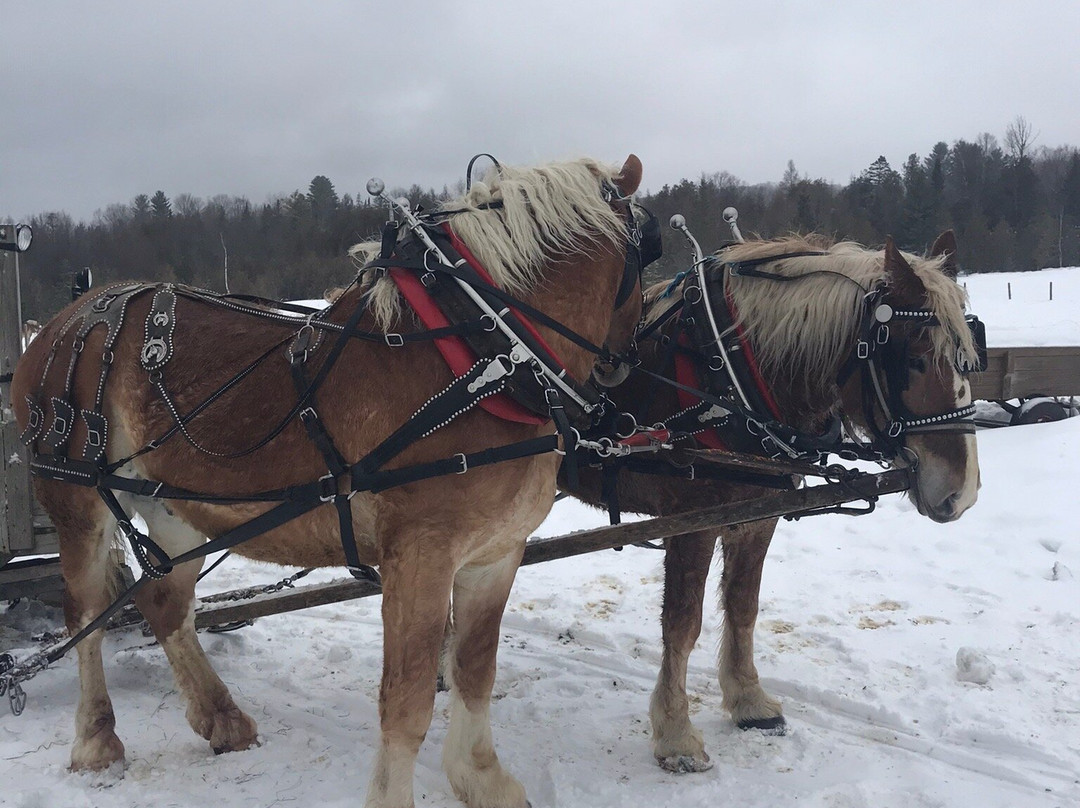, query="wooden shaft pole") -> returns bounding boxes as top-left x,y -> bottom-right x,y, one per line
191,468 -> 912,628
